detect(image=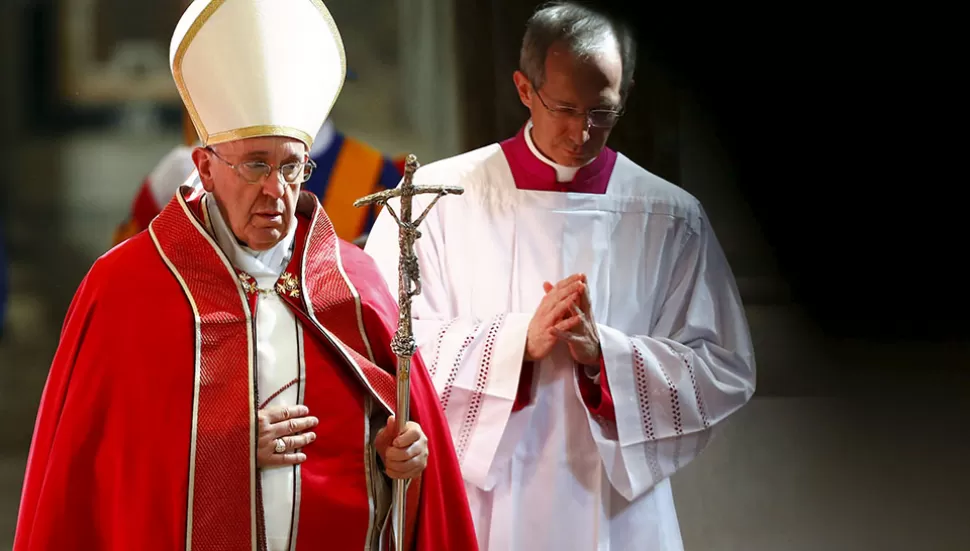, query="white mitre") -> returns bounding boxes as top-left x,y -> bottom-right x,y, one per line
169,0 -> 345,148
